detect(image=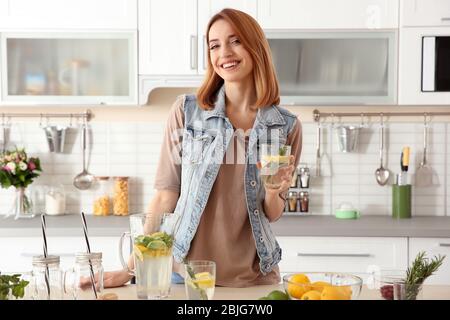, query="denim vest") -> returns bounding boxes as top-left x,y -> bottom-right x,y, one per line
172,86 -> 298,274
